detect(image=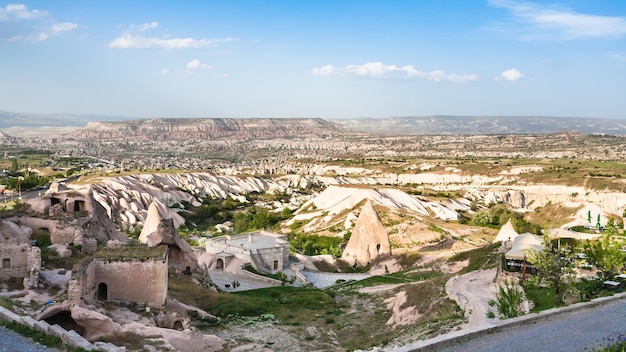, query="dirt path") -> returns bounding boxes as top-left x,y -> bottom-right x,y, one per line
445,268 -> 498,328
